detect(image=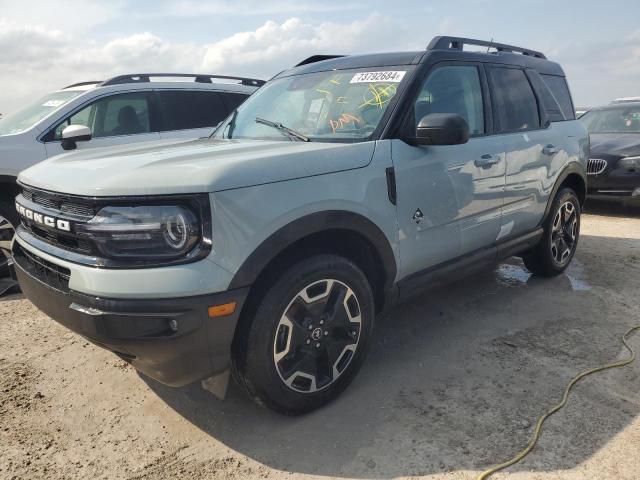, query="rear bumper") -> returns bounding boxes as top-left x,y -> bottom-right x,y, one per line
12,244 -> 248,387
